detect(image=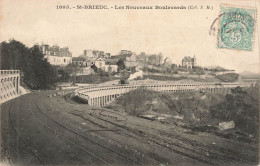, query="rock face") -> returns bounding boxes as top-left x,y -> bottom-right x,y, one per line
218,121 -> 235,130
